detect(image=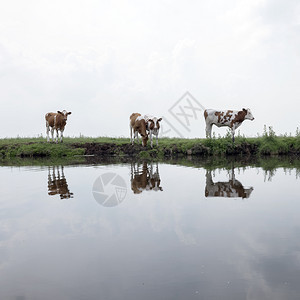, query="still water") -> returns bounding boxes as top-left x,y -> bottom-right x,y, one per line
0,158 -> 299,300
